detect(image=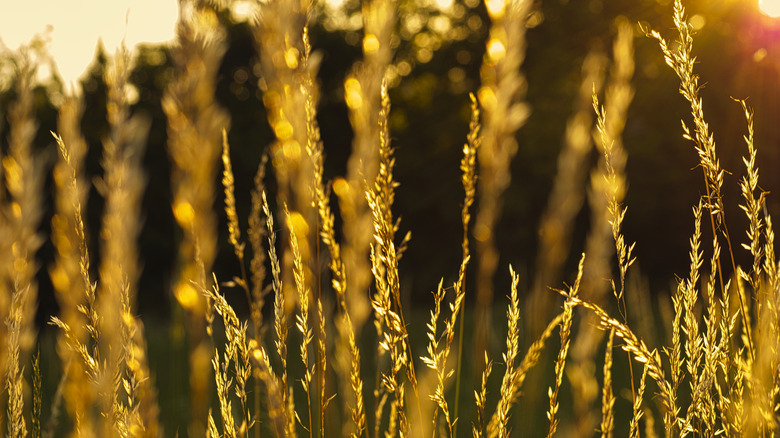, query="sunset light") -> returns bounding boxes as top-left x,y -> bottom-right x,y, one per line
760,0 -> 780,17
3,0 -> 780,435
